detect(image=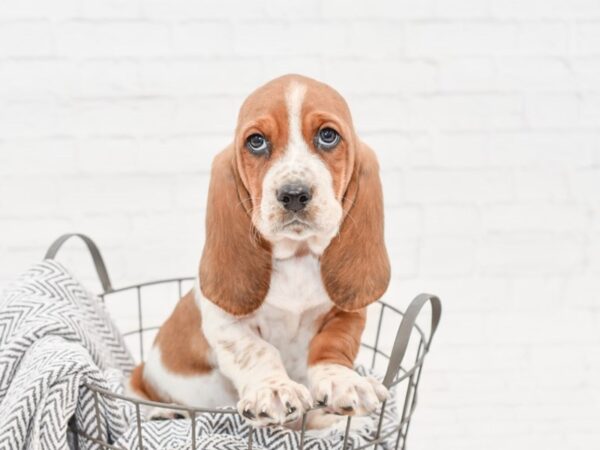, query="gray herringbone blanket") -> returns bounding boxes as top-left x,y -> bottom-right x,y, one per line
0,260 -> 397,449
